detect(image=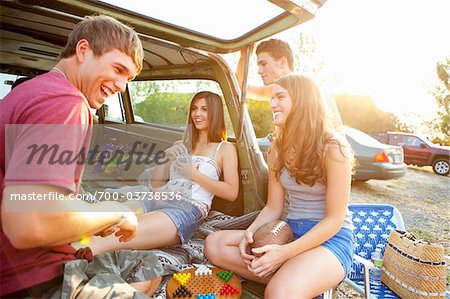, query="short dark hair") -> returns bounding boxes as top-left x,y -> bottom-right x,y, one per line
60,15 -> 143,74
256,39 -> 294,71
